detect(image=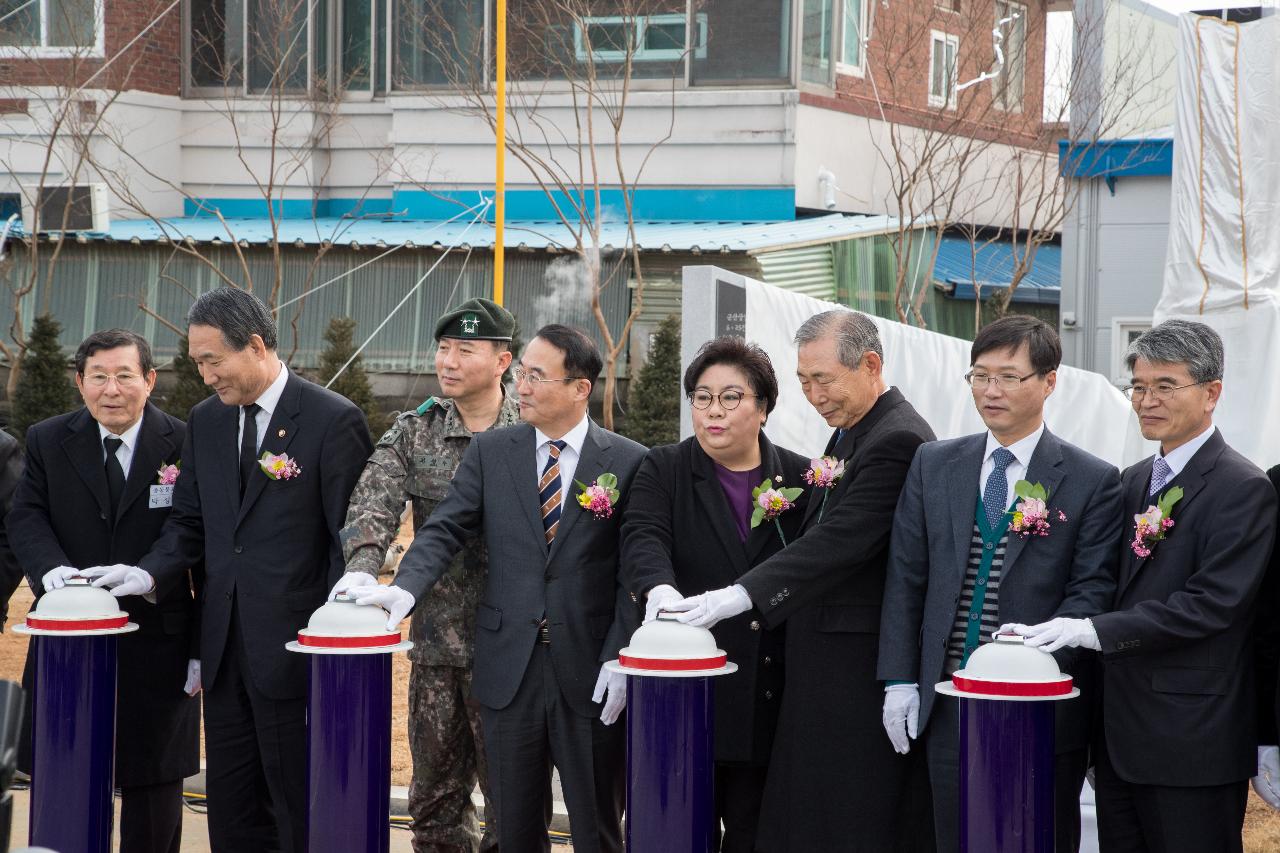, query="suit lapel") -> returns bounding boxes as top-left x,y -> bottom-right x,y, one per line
548,422 -> 612,564
115,404 -> 177,520
948,435 -> 987,579
690,442 -> 751,578
801,428 -> 846,529
236,371 -> 301,527
746,436 -> 787,565
504,425 -> 549,548
1000,430 -> 1065,580
1117,458 -> 1155,594
62,408 -> 110,519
